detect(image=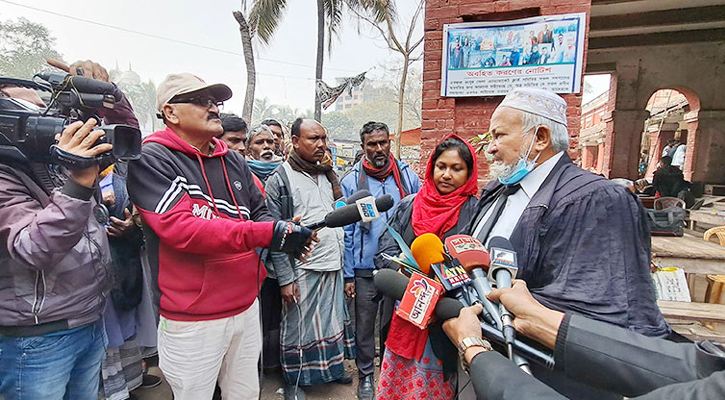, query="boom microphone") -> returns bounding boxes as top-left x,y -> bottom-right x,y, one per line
306,194 -> 394,230
373,269 -> 554,369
